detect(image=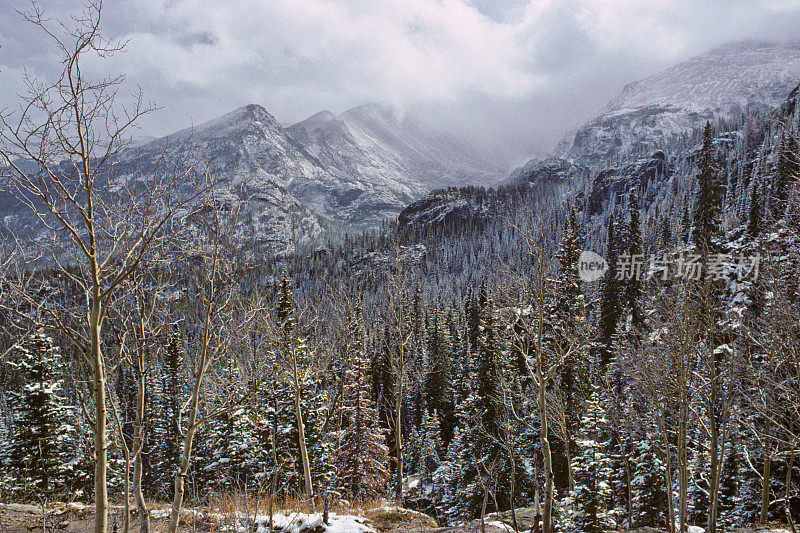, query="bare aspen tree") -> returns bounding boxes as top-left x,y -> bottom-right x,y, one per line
501,209 -> 588,533
107,265 -> 172,533
382,242 -> 417,505
621,316 -> 676,533
0,4 -> 188,532
166,191 -> 248,533
546,387 -> 574,495
630,280 -> 701,533
743,314 -> 782,528
693,280 -> 736,533
746,248 -> 800,531
274,274 -> 318,502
